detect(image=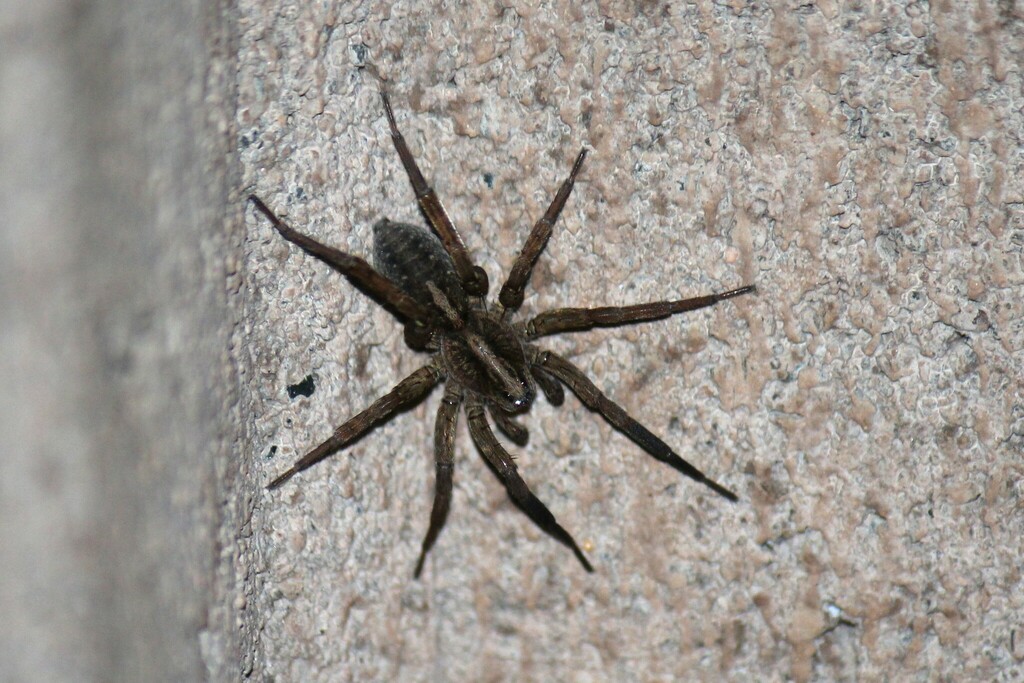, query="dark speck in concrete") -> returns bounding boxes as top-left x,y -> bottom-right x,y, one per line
287,374 -> 316,399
